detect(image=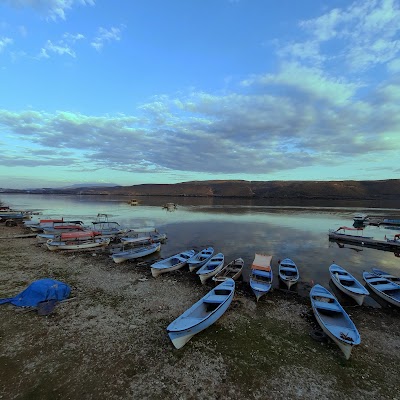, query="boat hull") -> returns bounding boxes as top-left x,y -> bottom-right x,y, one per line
111,243 -> 161,264
329,264 -> 369,306
167,279 -> 235,349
